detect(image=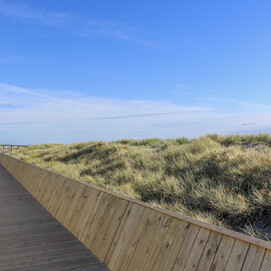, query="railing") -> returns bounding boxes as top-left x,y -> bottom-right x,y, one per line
0,144 -> 28,152
0,153 -> 270,271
